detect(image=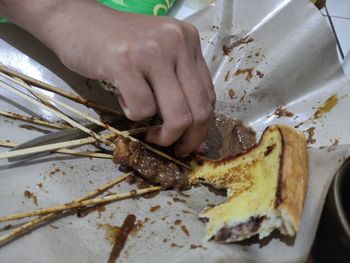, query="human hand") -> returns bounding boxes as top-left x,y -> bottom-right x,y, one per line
2,0 -> 215,157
